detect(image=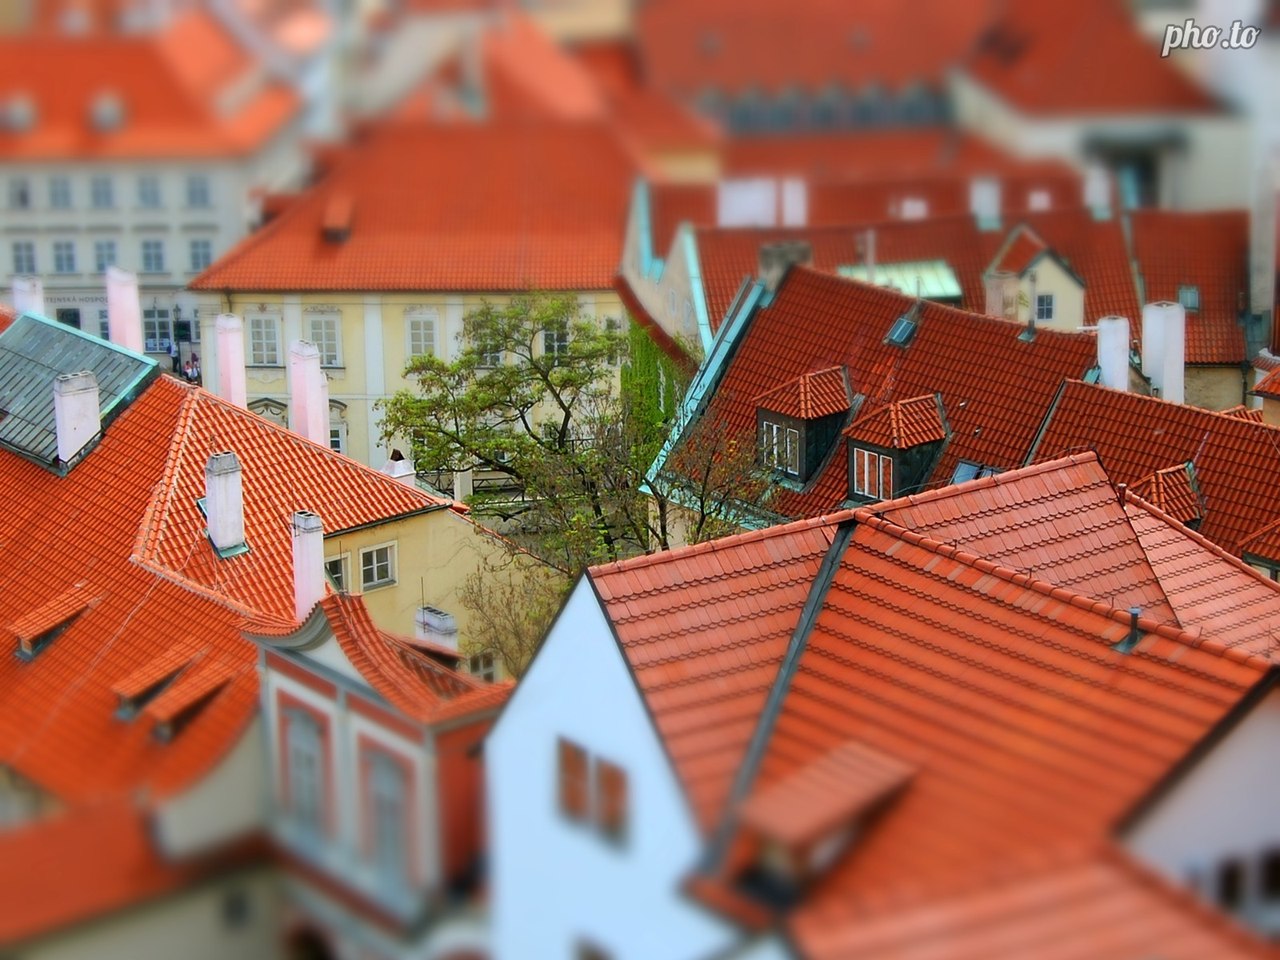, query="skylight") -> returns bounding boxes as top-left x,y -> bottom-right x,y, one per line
1178,284 -> 1200,311
885,314 -> 917,347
